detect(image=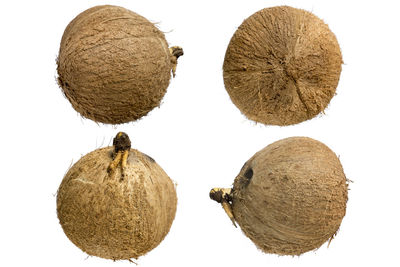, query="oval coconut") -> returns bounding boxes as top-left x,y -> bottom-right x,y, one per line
57,5 -> 178,124
223,6 -> 342,125
232,137 -> 348,255
57,147 -> 177,260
